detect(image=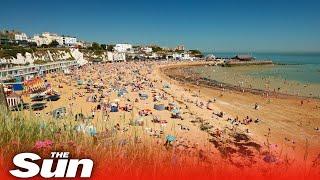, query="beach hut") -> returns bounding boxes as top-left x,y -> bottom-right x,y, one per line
6,93 -> 22,109
154,103 -> 165,111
